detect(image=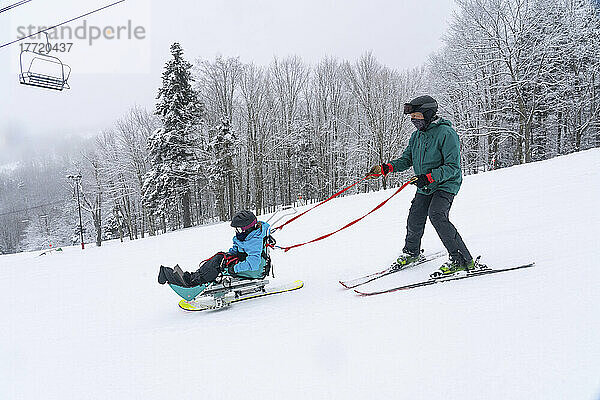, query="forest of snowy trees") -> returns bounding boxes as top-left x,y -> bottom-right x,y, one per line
1,0 -> 599,254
